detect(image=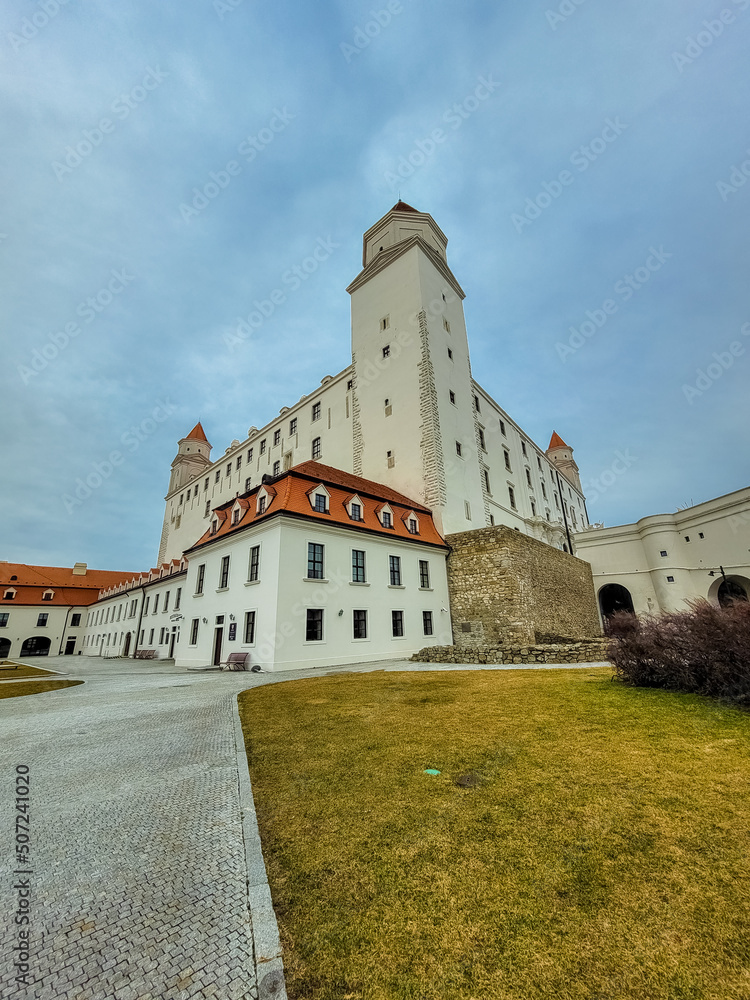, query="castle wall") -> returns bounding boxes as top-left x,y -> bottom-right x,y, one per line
445,525 -> 602,646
